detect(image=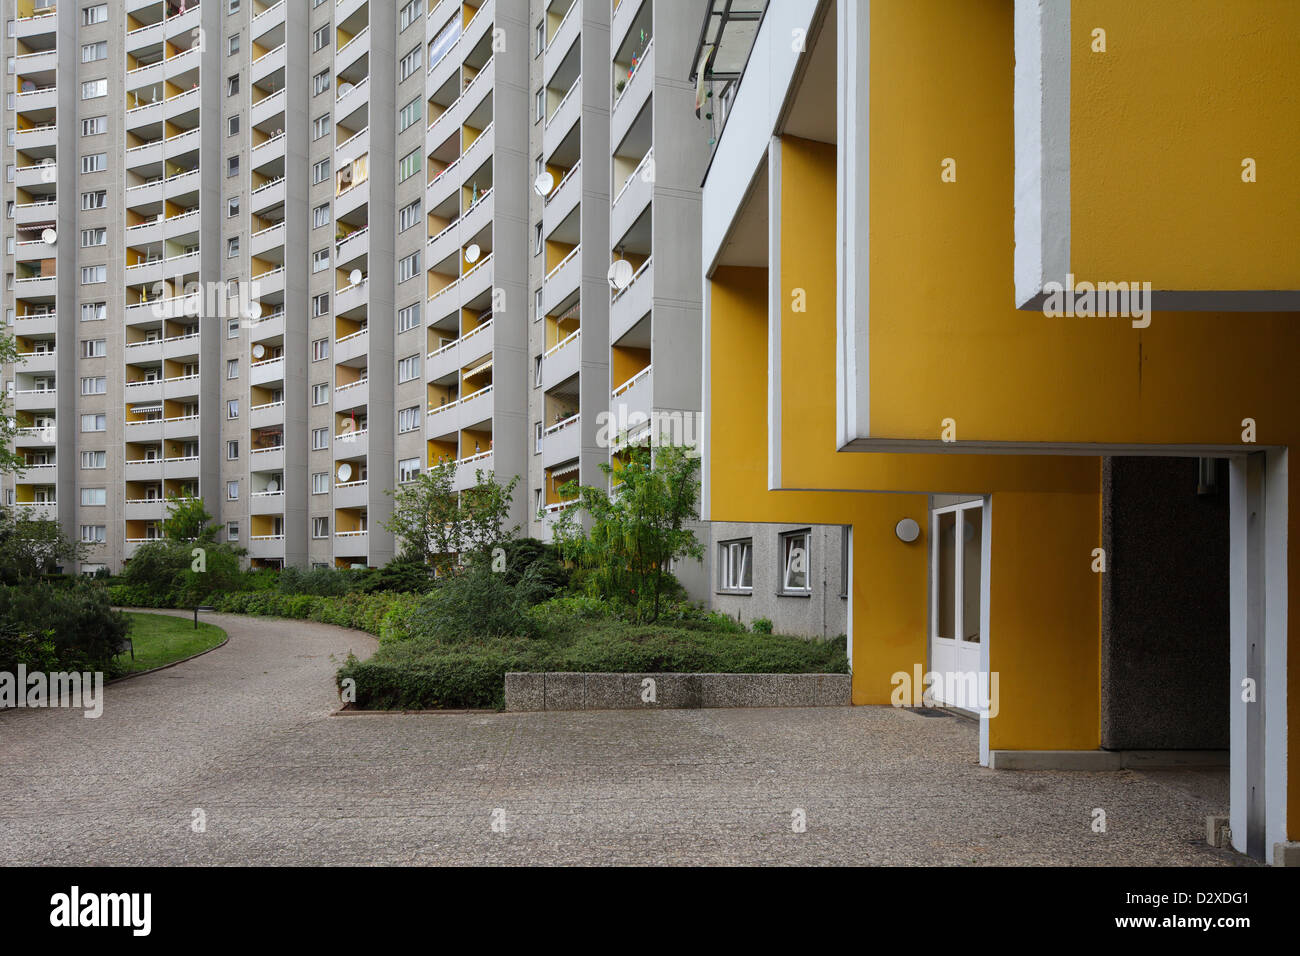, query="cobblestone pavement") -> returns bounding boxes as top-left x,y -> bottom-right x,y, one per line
0,611 -> 1242,866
